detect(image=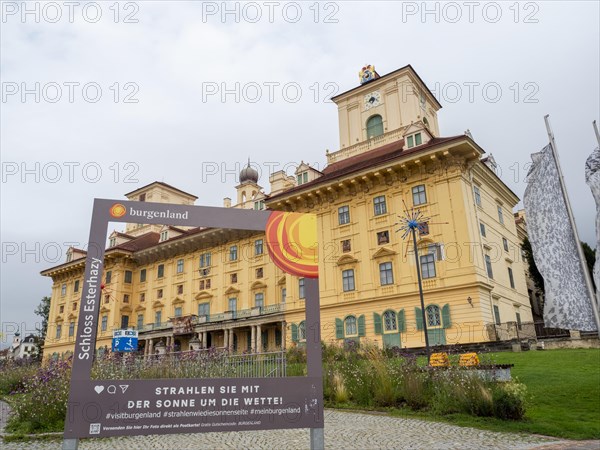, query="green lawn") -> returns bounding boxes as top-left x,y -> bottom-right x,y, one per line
391,348 -> 600,440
